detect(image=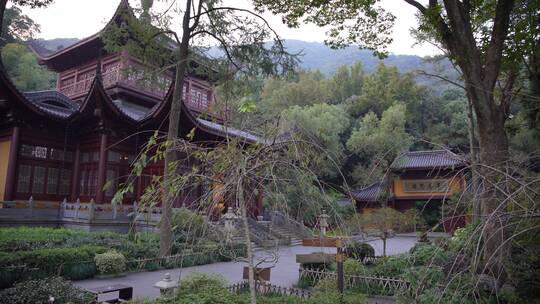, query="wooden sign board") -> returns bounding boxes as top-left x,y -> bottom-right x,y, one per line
243,267 -> 271,282
296,253 -> 336,264
302,238 -> 342,248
